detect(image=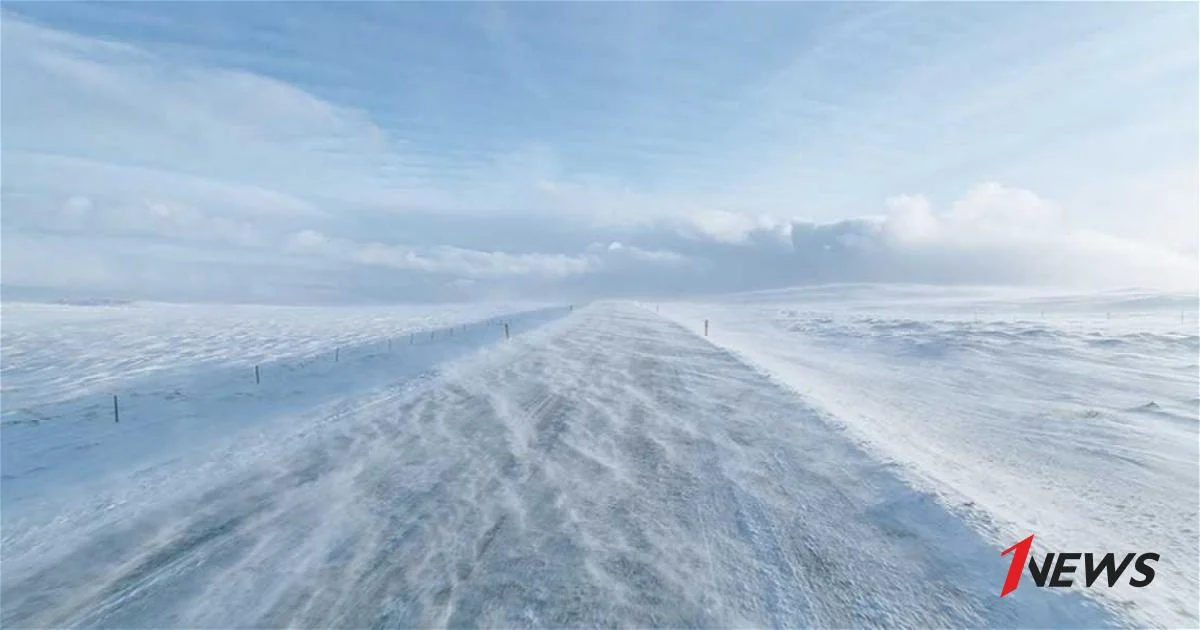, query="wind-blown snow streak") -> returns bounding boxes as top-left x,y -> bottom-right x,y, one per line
659,285 -> 1199,628
1,303 -> 1111,628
